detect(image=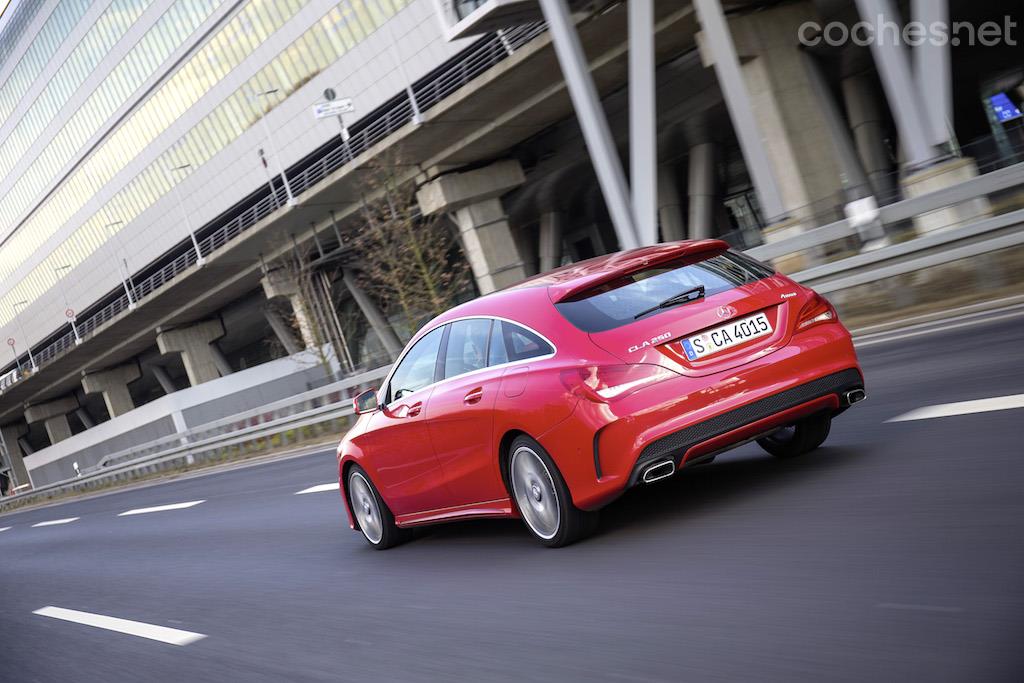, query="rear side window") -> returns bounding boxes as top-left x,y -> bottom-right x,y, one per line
443,319 -> 491,379
555,251 -> 774,333
489,321 -> 553,364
